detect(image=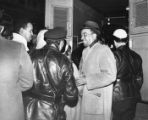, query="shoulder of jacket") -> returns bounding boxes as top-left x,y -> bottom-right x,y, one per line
2,39 -> 23,50
95,44 -> 112,53
130,50 -> 142,61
